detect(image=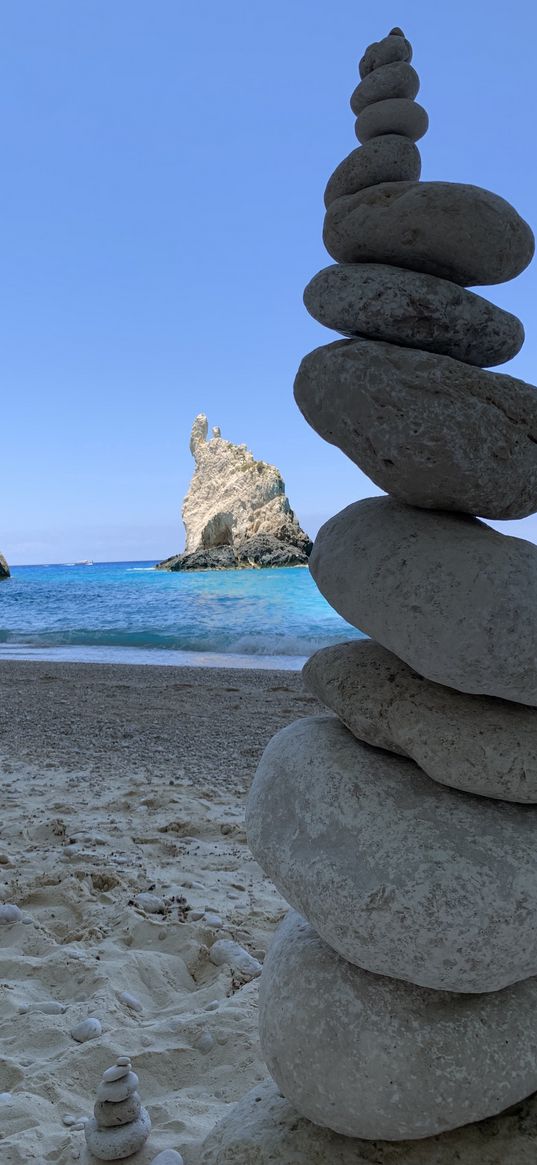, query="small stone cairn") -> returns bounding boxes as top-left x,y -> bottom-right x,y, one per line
241,25 -> 537,1151
85,1057 -> 151,1161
